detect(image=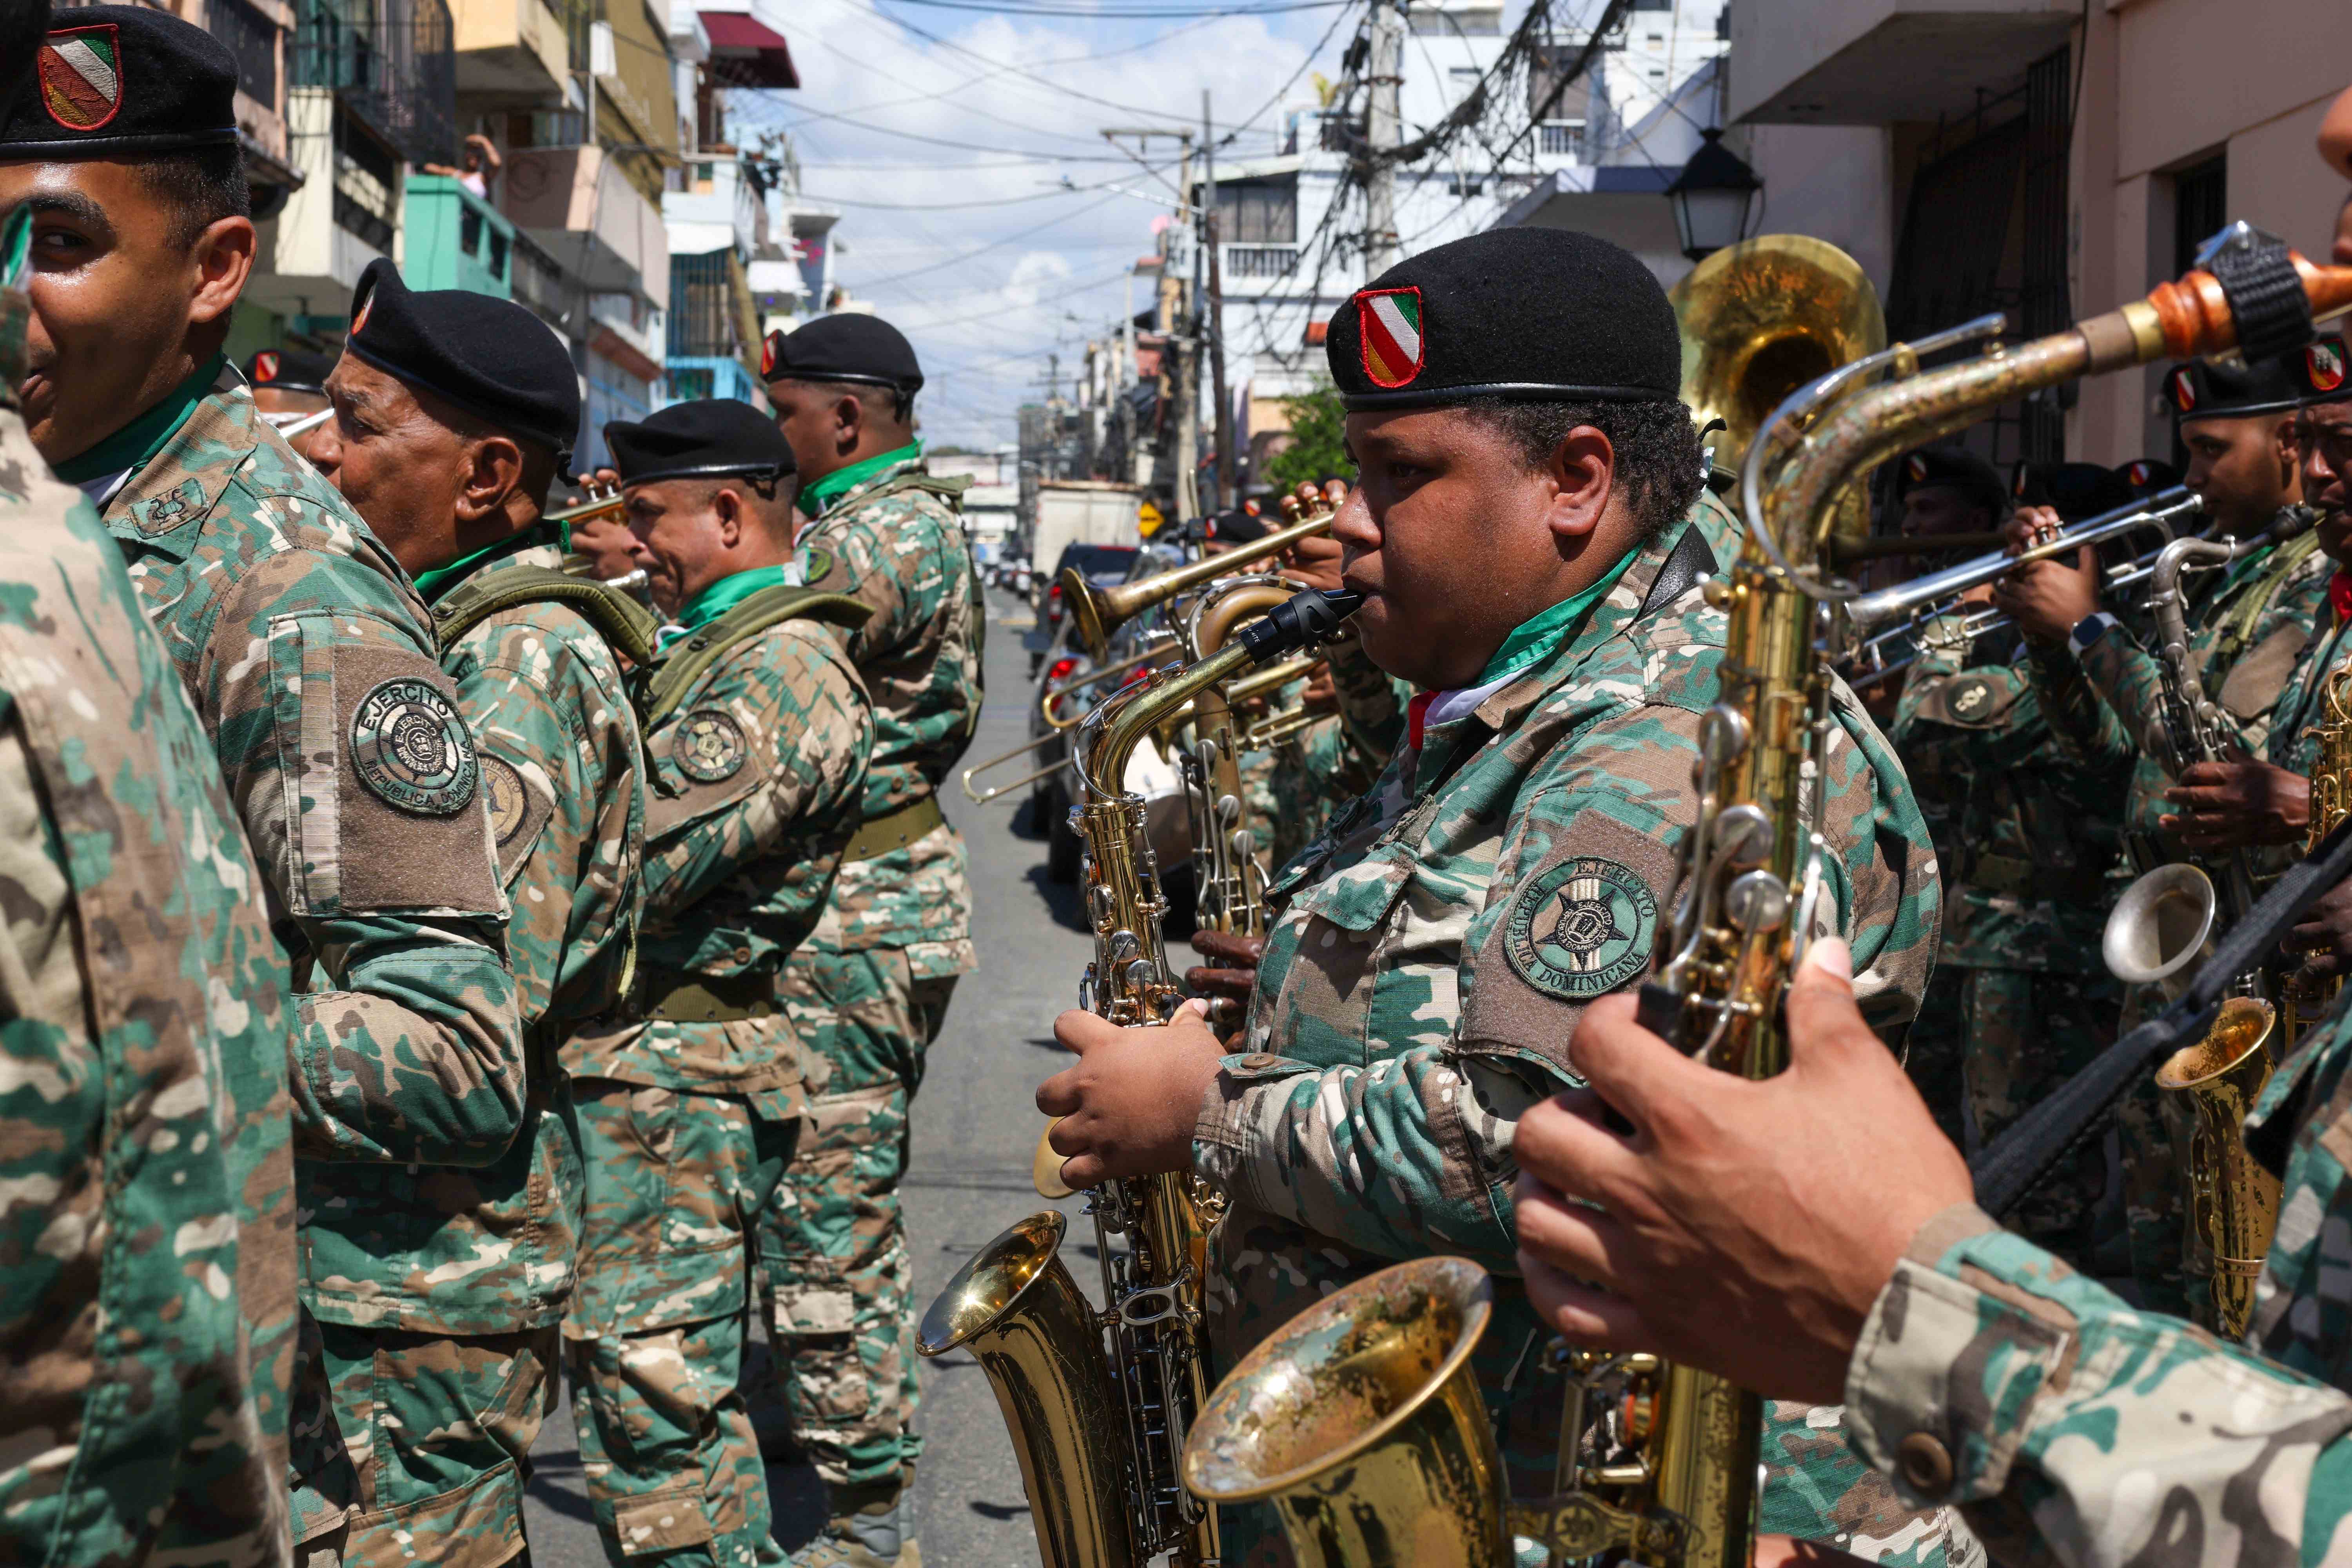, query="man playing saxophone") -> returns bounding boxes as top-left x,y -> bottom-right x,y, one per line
1036,227 -> 1953,1564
